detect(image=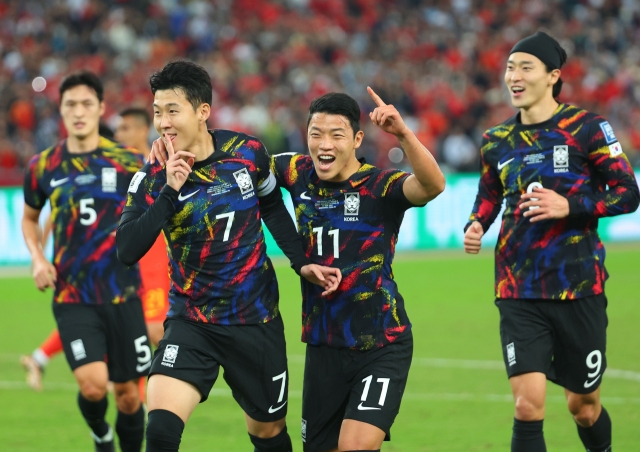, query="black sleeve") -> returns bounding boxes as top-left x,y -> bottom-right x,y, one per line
116,185 -> 178,266
259,186 -> 310,275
